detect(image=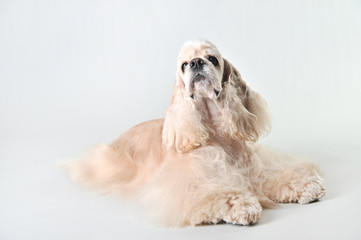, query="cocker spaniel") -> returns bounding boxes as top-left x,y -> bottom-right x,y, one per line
66,40 -> 325,226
